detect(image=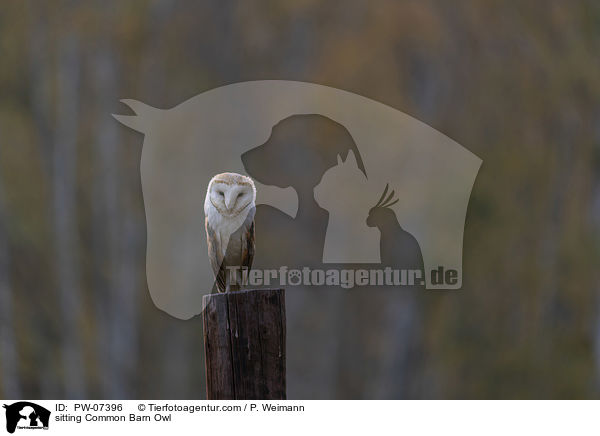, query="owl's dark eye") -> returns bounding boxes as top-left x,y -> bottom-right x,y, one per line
218,191 -> 224,196
237,192 -> 243,198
